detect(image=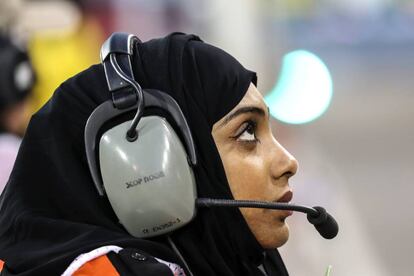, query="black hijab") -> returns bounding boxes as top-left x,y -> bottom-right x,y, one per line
0,33 -> 288,275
